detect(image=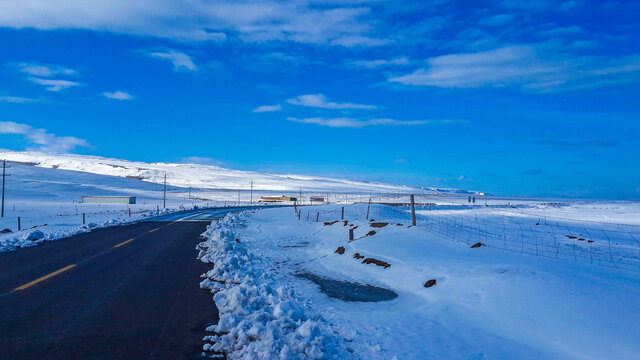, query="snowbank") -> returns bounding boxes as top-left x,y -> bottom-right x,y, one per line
198,211 -> 354,359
